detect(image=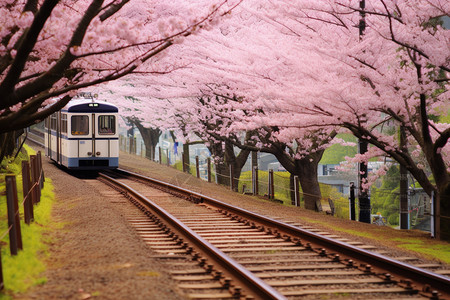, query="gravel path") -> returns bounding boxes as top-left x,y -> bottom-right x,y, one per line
14,150 -> 450,299
15,158 -> 186,300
